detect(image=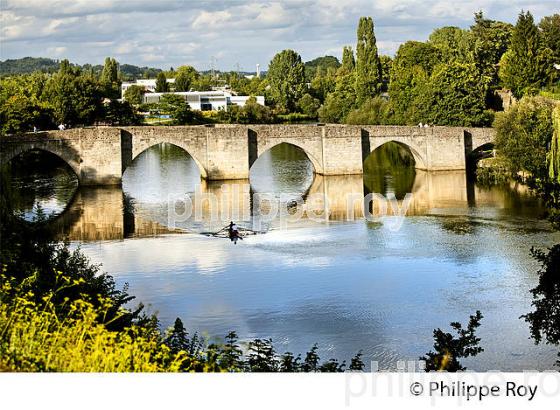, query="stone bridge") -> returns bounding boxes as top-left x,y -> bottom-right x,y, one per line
0,124 -> 495,185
